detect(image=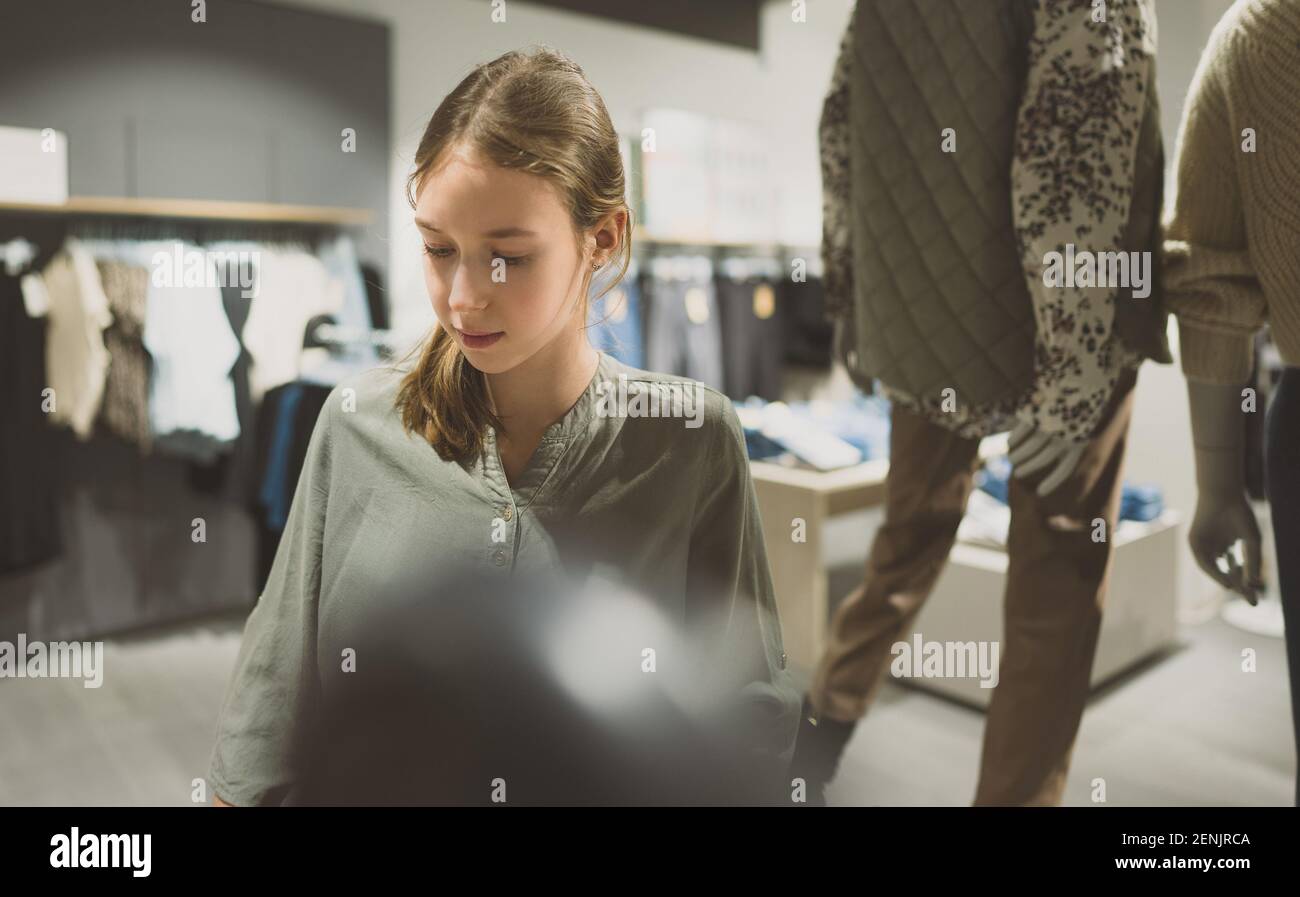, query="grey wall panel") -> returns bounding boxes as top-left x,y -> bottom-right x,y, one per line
134,118 -> 275,202
0,0 -> 389,270
275,125 -> 375,209
70,119 -> 133,198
